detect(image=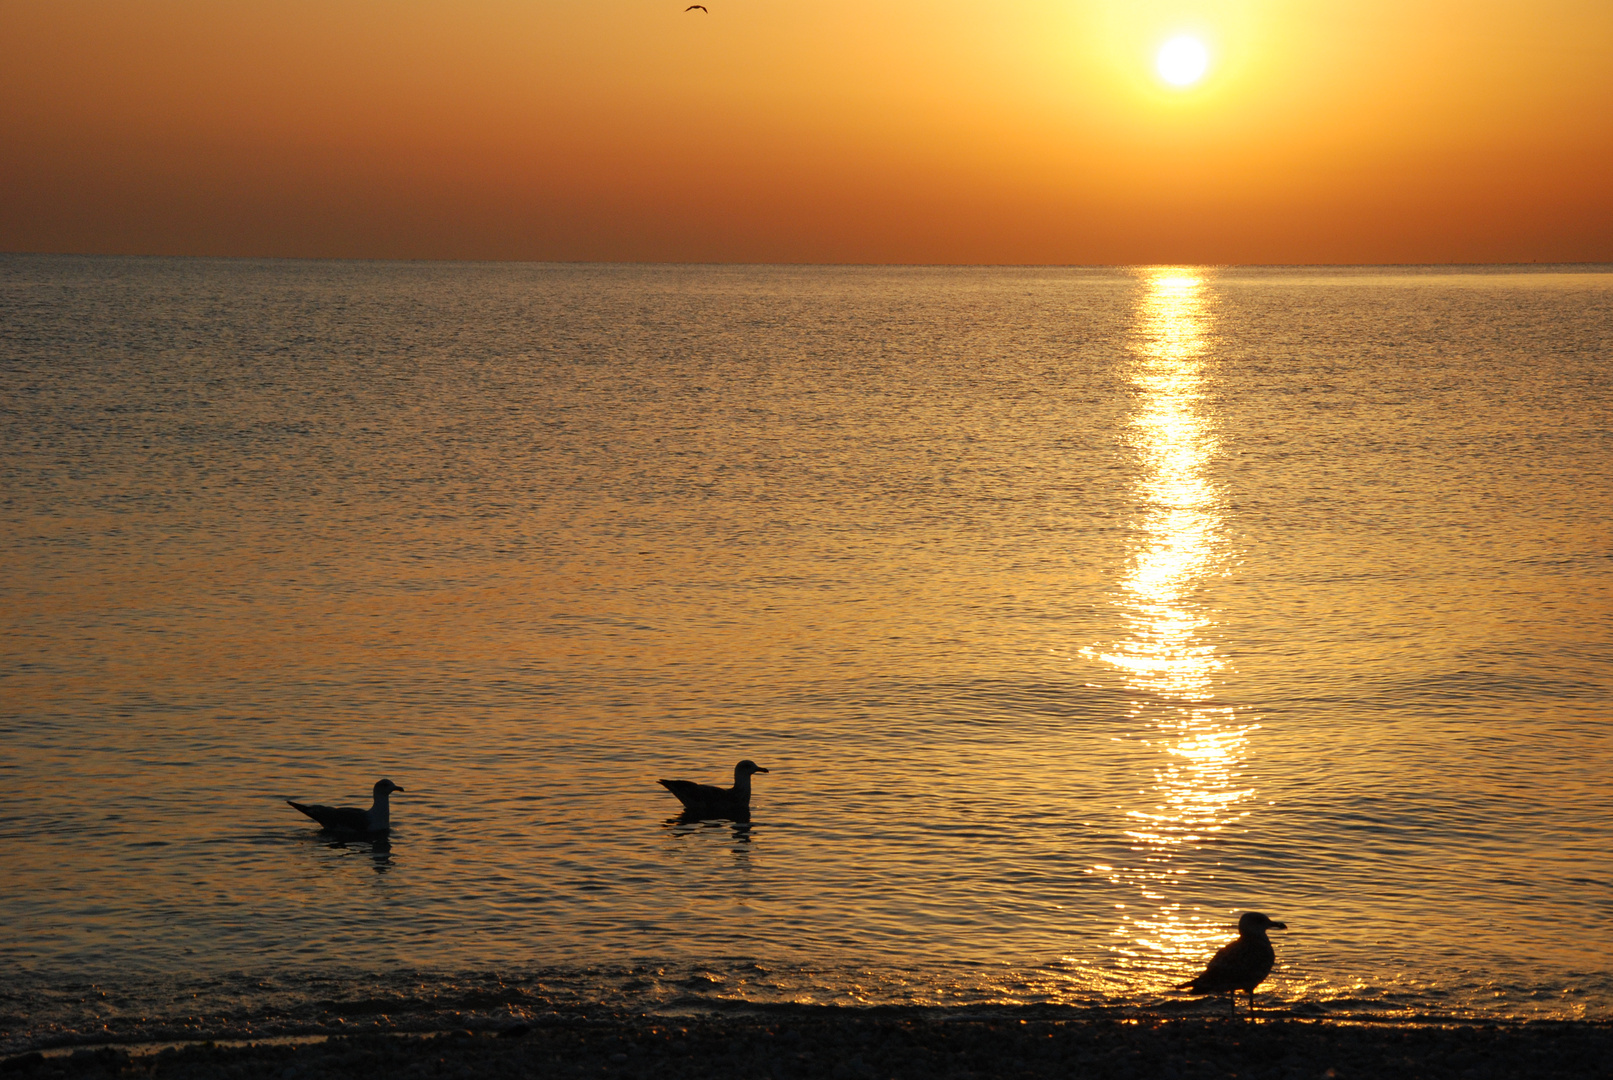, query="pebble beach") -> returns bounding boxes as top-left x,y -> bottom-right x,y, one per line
7,1011 -> 1611,1080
